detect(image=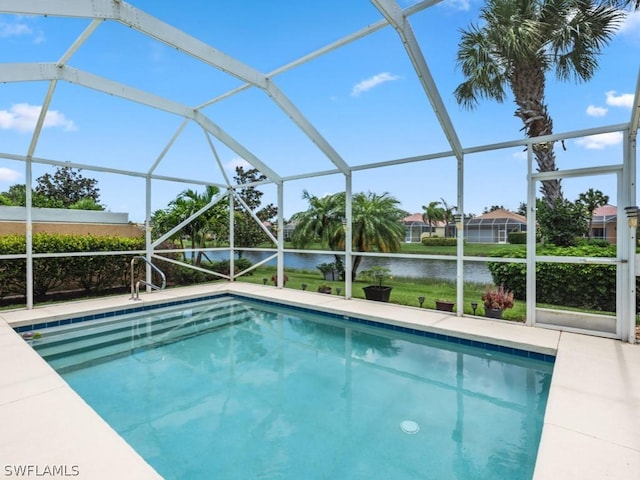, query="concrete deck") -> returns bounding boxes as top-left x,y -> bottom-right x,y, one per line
1,283 -> 638,479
